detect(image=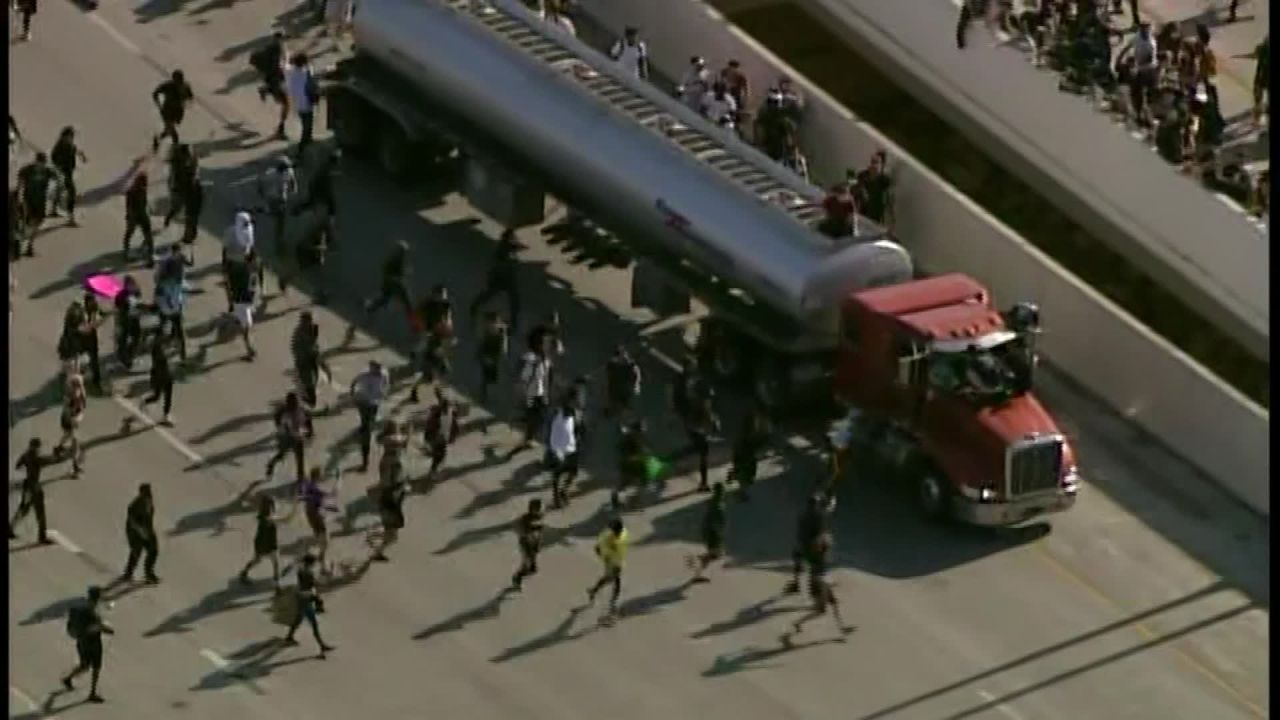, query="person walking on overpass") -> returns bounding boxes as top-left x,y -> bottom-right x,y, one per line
686,482 -> 727,583
609,26 -> 650,81
281,553 -> 334,657
239,493 -> 295,590
141,335 -> 175,426
586,518 -> 630,624
120,483 -> 160,585
50,127 -> 87,227
469,229 -> 521,328
510,497 -> 545,591
61,585 -> 113,704
152,70 -> 194,146
267,391 -> 314,485
10,438 -> 54,544
350,360 -> 391,472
